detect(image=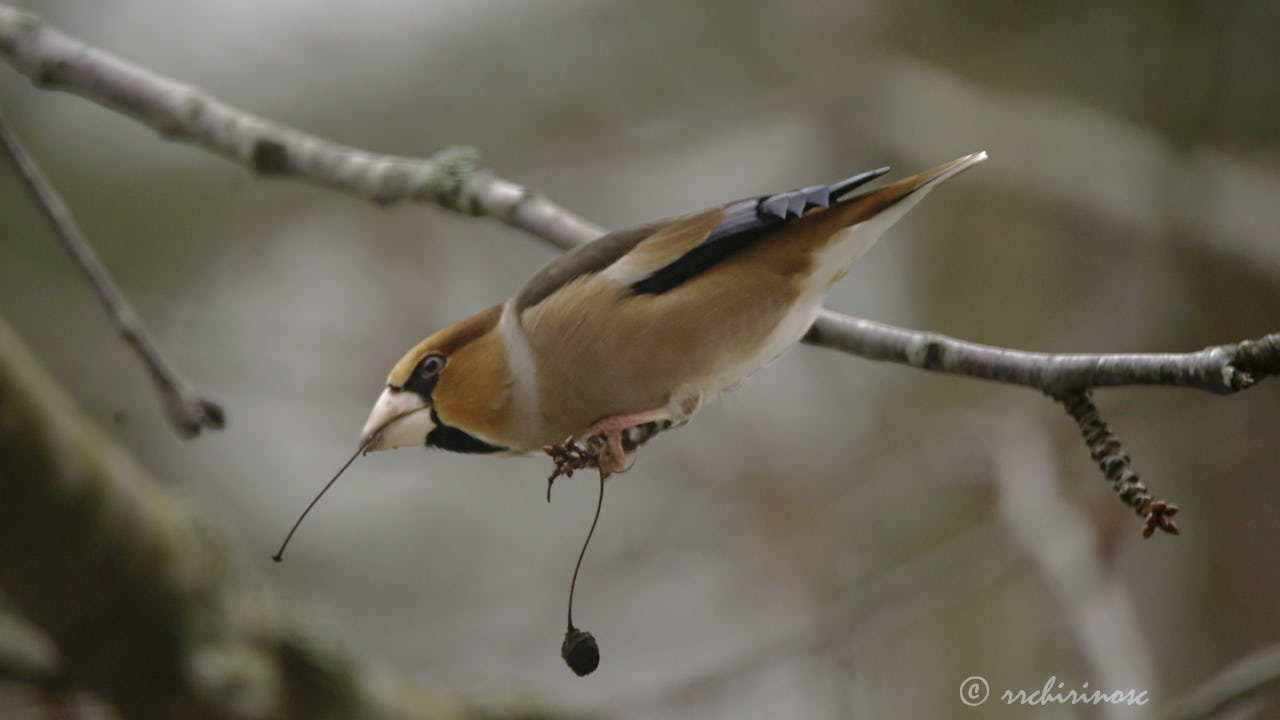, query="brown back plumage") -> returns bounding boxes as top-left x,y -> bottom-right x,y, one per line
514,218 -> 672,313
